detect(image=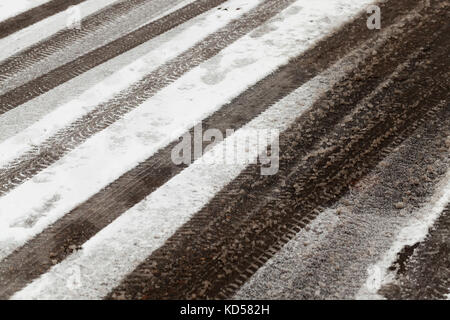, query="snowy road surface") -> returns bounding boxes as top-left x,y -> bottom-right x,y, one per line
0,0 -> 448,300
